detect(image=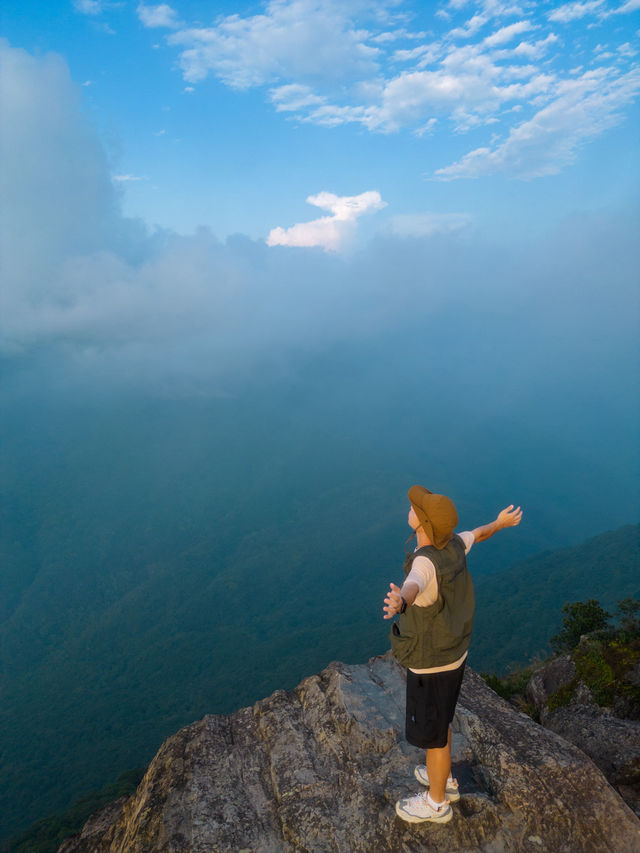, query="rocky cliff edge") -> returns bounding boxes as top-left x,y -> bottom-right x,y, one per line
59,653 -> 640,853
